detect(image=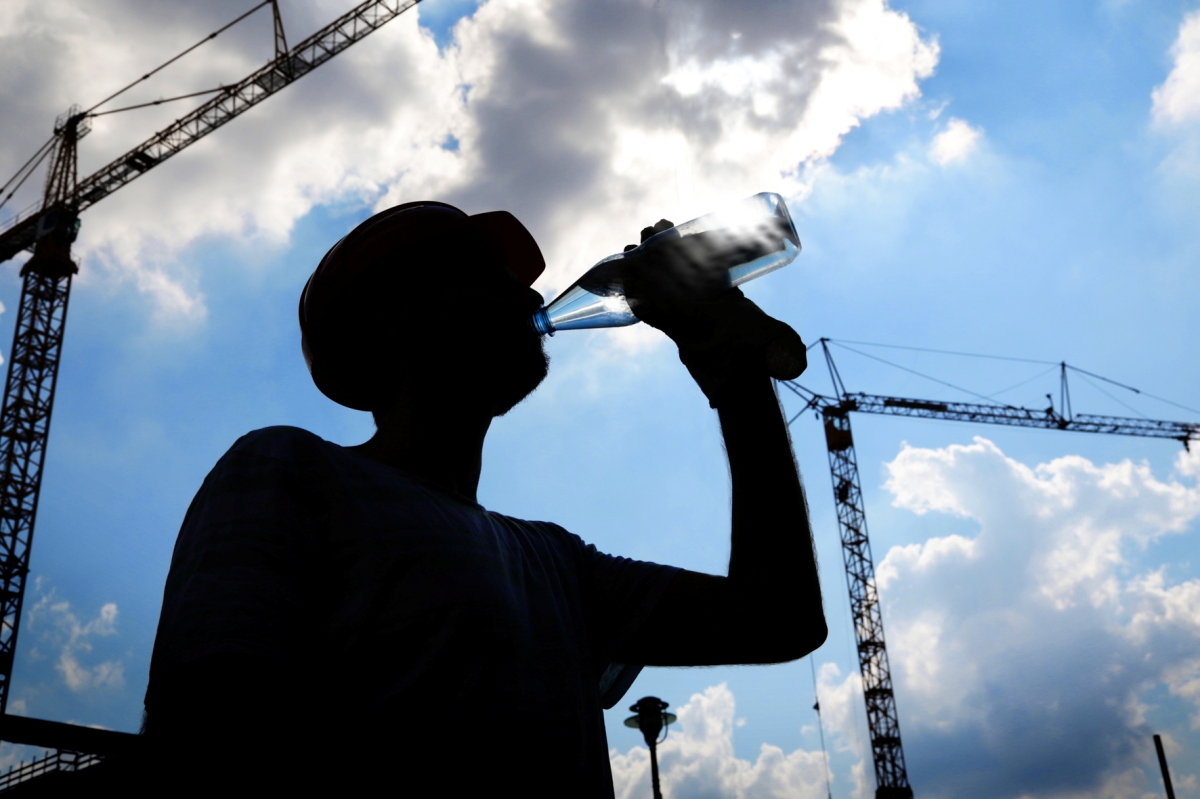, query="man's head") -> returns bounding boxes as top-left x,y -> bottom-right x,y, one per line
300,201 -> 550,418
